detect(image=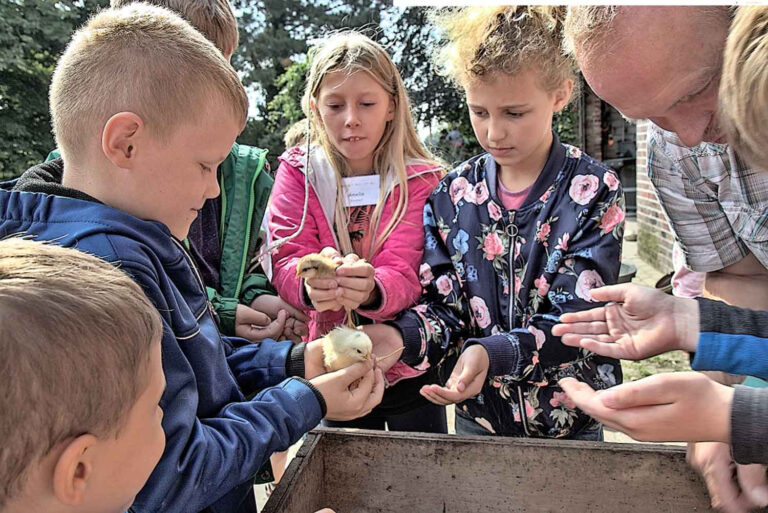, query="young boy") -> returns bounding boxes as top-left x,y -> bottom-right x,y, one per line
47,0 -> 308,344
1,5 -> 384,513
0,238 -> 165,513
